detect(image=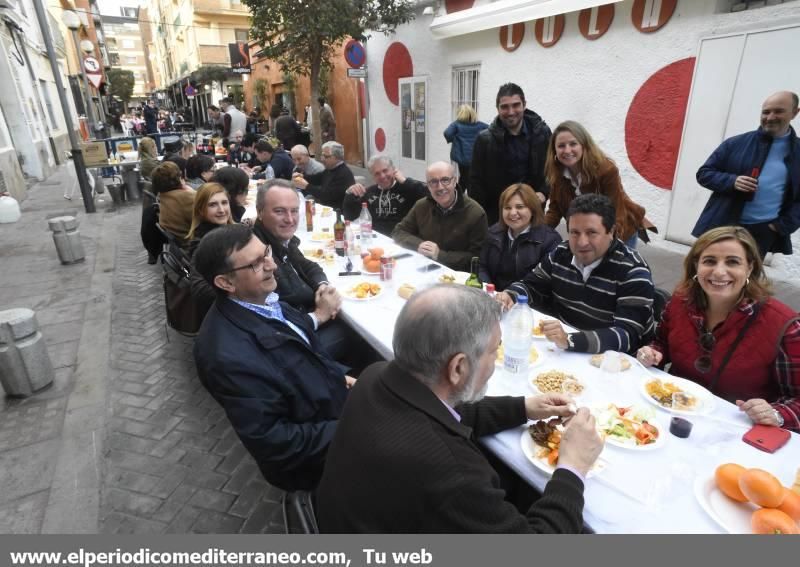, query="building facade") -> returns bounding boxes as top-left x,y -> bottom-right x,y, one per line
363,0 -> 800,276
98,0 -> 152,108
